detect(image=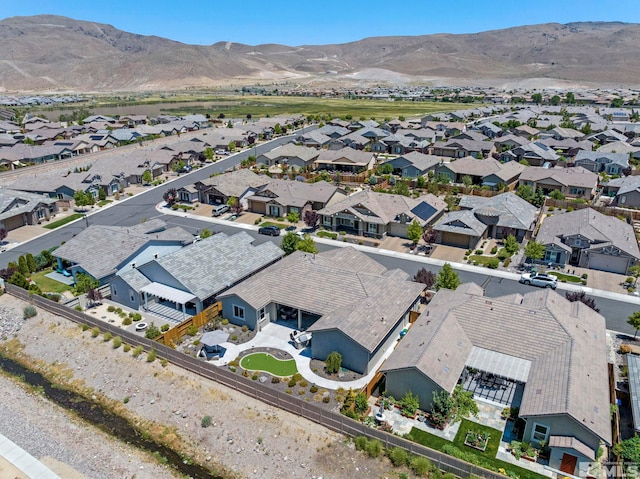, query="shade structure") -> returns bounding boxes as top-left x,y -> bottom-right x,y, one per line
200,330 -> 230,347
